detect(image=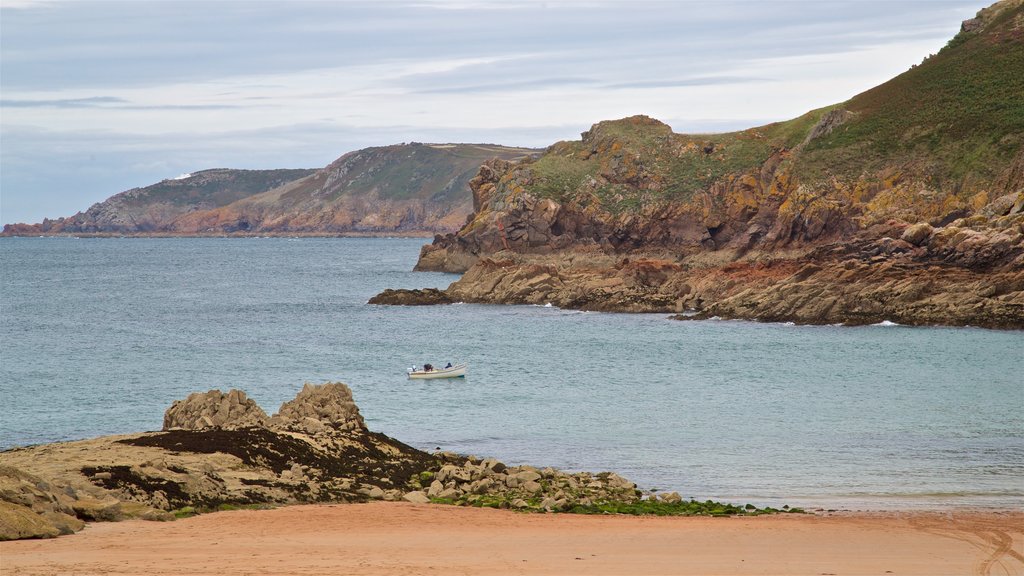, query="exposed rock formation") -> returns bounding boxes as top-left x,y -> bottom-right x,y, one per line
166,144 -> 538,236
163,389 -> 269,431
416,212 -> 1023,328
0,466 -> 85,540
382,2 -> 1024,328
2,382 -> 704,541
3,144 -> 538,237
1,169 -> 316,236
367,288 -> 453,306
271,382 -> 365,433
408,453 -> 641,513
